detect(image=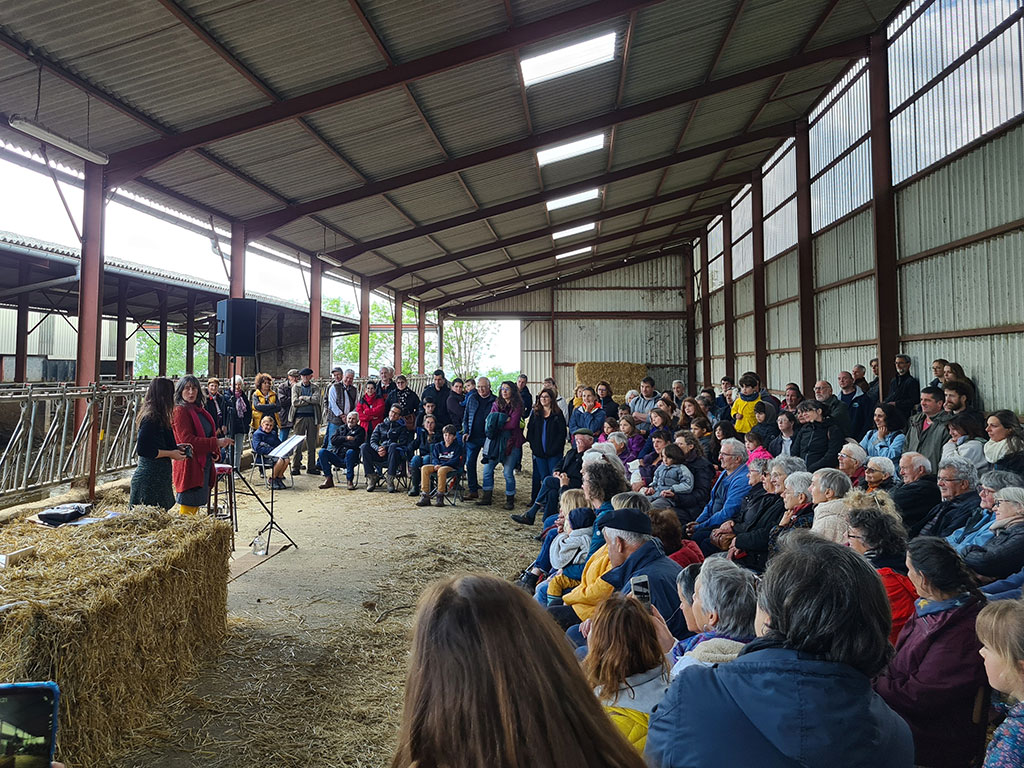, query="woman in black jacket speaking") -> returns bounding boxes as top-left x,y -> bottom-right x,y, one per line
526,387 -> 567,504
